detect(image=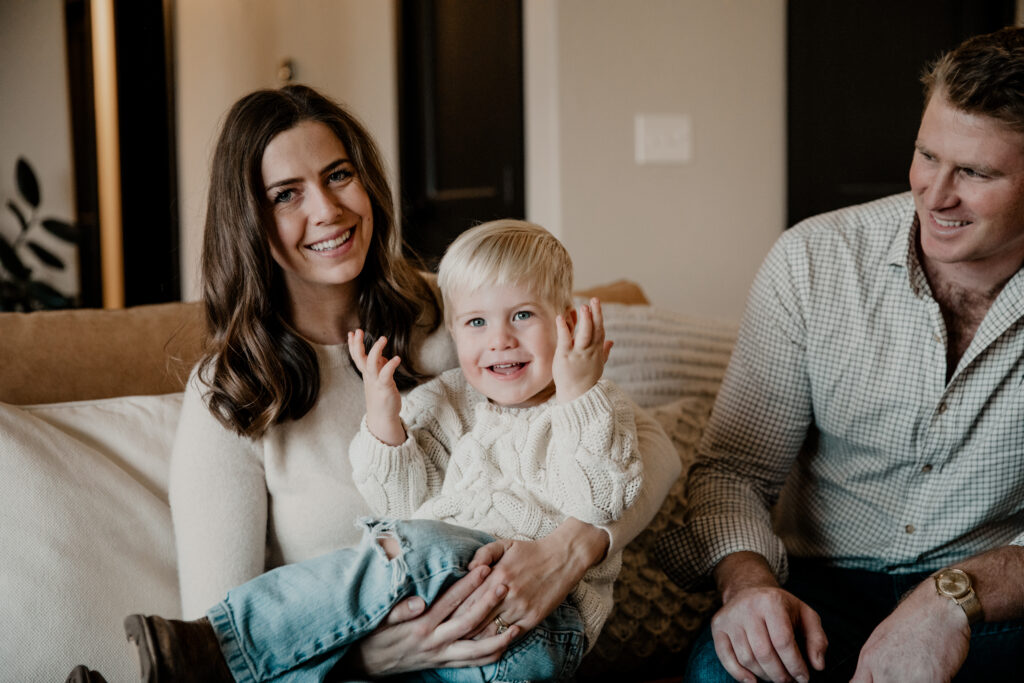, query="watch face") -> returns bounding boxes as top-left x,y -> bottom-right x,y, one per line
936,569 -> 971,598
